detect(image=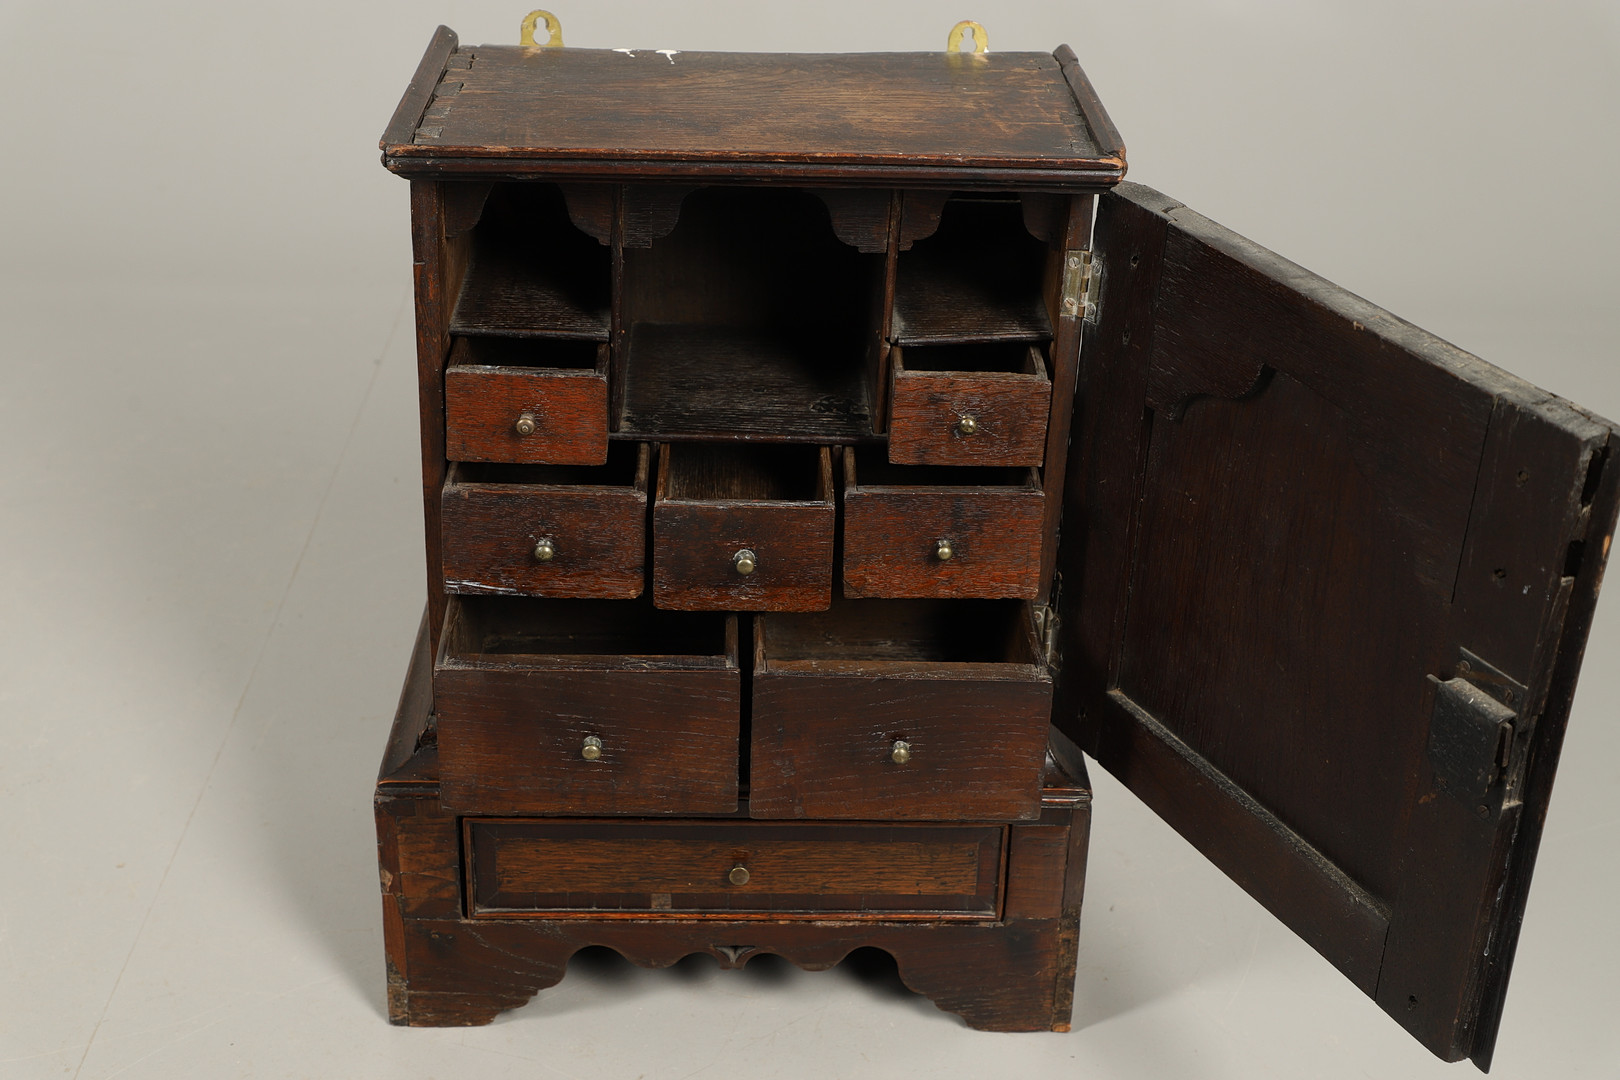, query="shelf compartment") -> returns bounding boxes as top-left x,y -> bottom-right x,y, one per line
450,182 -> 611,340
842,451 -> 1045,600
466,820 -> 1004,920
887,342 -> 1051,467
892,195 -> 1052,346
618,323 -> 874,443
444,336 -> 610,465
440,442 -> 650,600
750,599 -> 1052,821
435,594 -> 740,816
653,443 -> 835,611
